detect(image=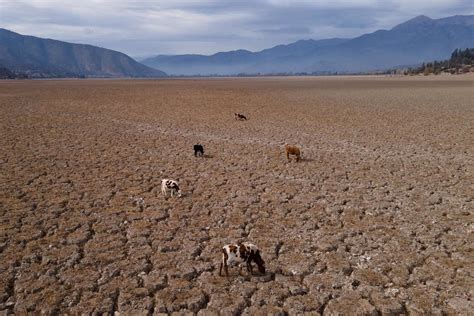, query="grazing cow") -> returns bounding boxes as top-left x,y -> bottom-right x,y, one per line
284,144 -> 301,162
194,144 -> 204,157
161,179 -> 182,197
219,242 -> 266,277
234,113 -> 248,120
